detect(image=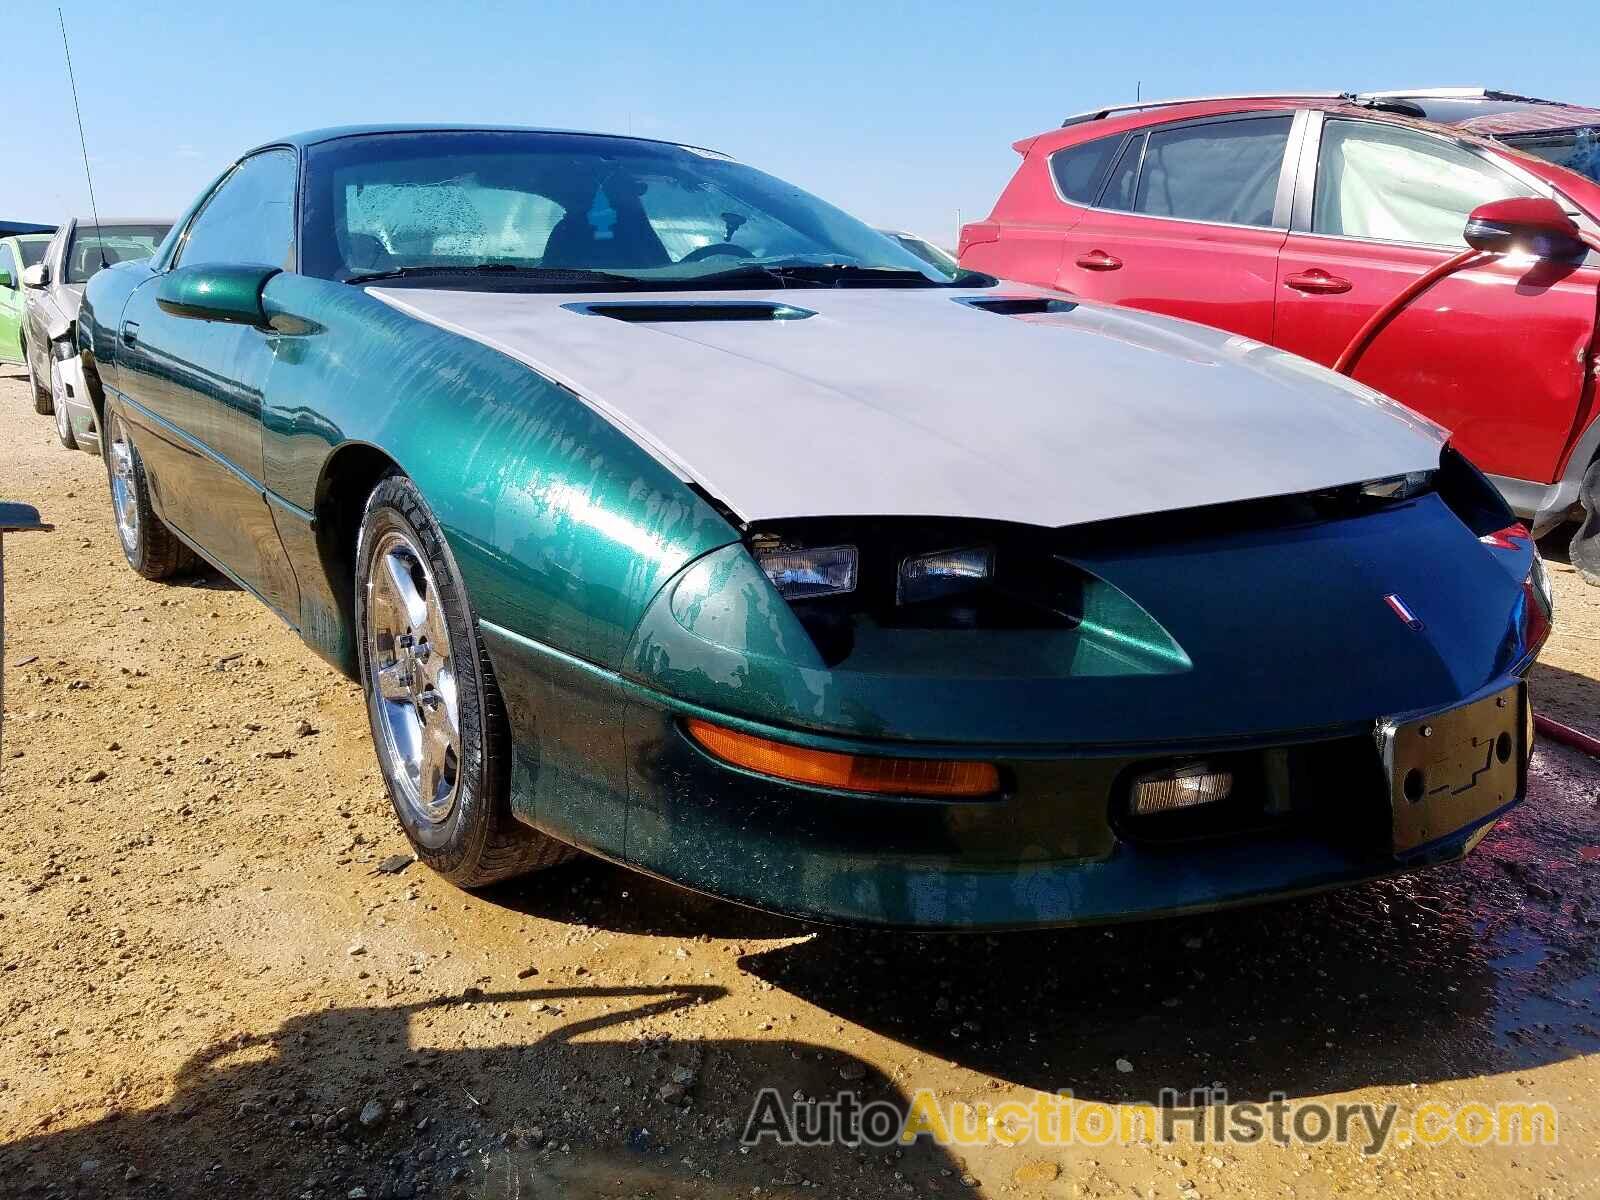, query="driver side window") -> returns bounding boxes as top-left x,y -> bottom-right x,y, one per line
177,149 -> 298,270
